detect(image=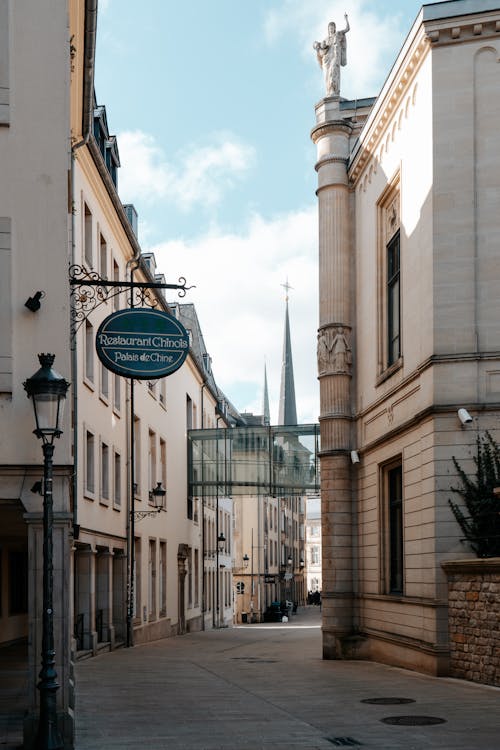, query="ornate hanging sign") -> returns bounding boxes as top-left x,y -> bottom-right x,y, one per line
95,308 -> 189,379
